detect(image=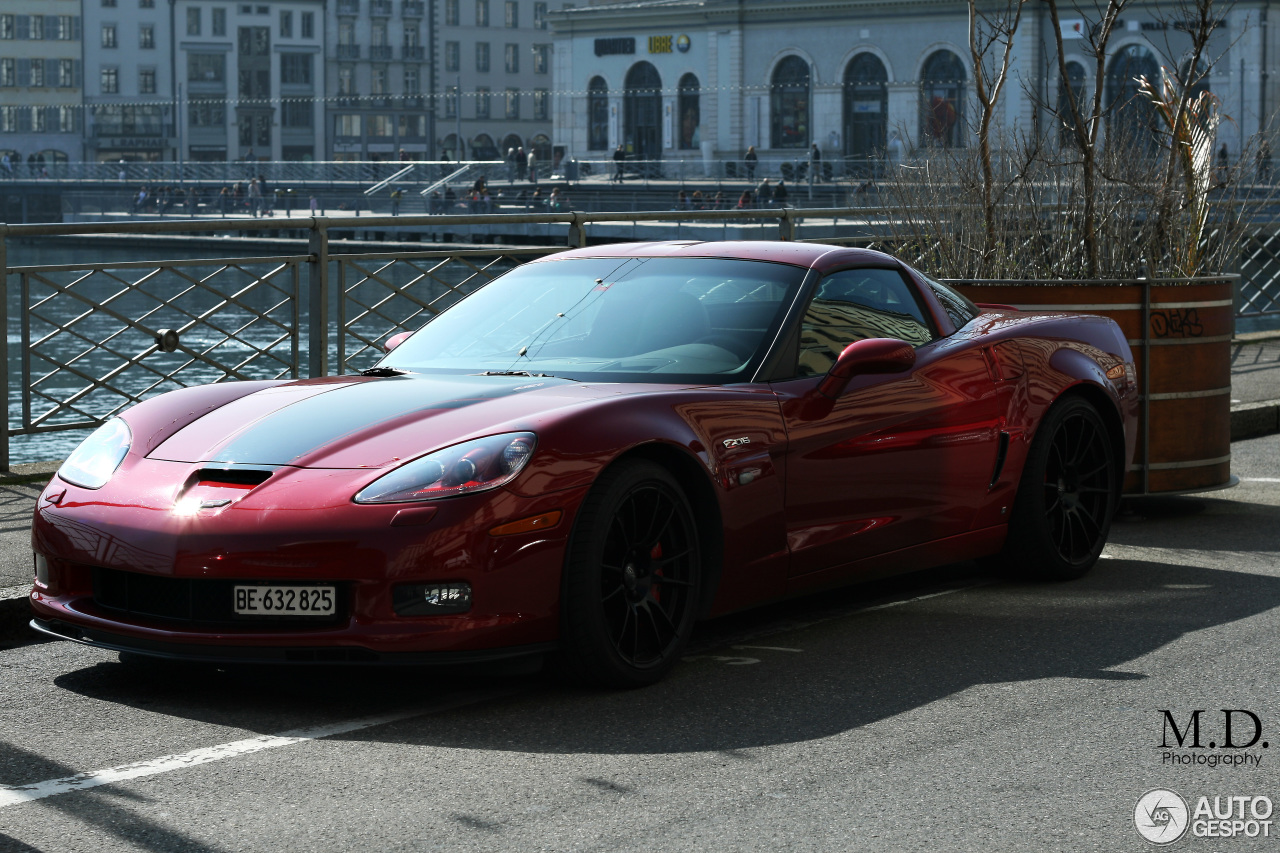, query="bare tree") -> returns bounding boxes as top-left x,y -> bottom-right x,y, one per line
1045,0 -> 1128,277
968,0 -> 1027,267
